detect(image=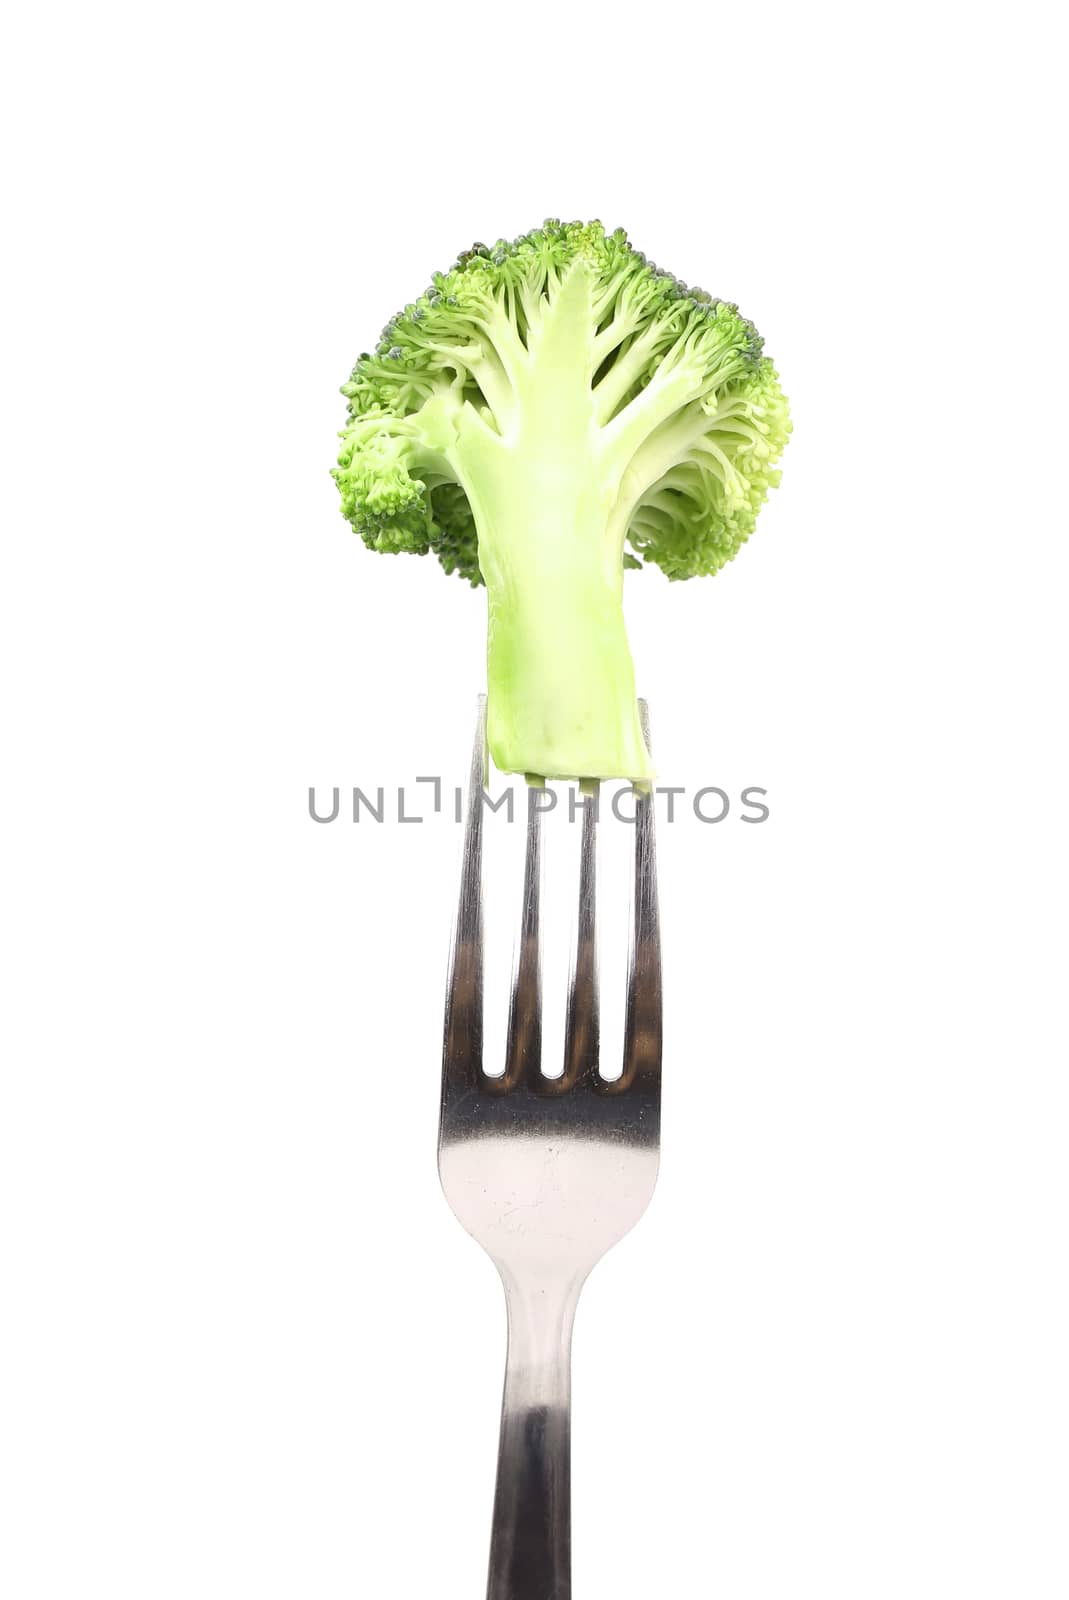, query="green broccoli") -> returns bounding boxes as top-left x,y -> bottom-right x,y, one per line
333,220 -> 790,782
